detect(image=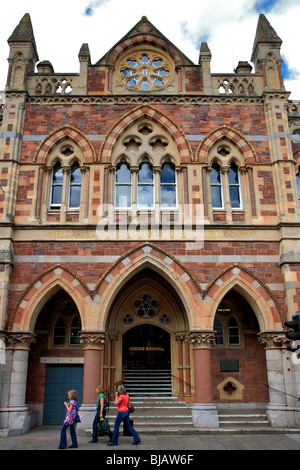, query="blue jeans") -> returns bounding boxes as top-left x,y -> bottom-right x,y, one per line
110,410 -> 140,445
59,423 -> 78,448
